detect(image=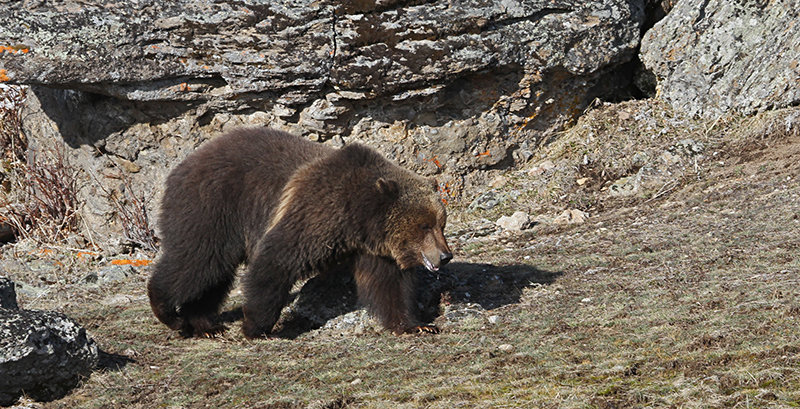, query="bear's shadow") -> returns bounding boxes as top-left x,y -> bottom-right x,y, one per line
220,262 -> 562,339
